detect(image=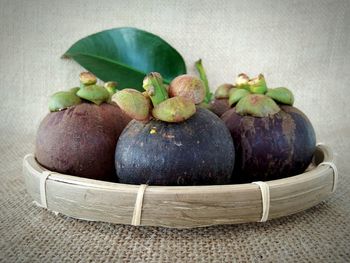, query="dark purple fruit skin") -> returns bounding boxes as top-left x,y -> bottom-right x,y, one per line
116,108 -> 235,186
35,103 -> 130,181
221,105 -> 316,183
210,99 -> 230,117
